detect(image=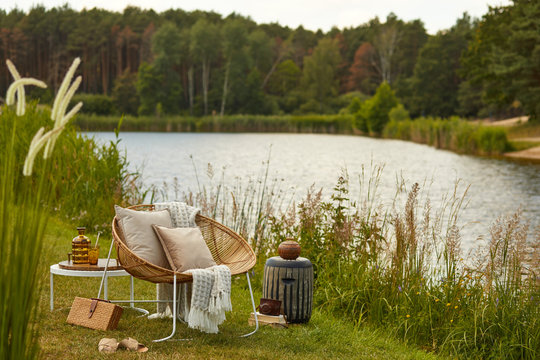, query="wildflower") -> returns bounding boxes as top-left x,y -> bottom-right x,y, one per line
398,285 -> 402,292
435,299 -> 439,302
6,57 -> 83,176
450,319 -> 453,323
23,126 -> 64,176
454,305 -> 458,309
5,60 -> 47,116
446,303 -> 451,307
406,314 -> 410,318
6,78 -> 47,116
44,57 -> 82,159
416,292 -> 420,295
